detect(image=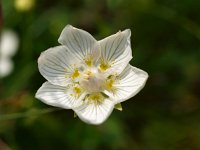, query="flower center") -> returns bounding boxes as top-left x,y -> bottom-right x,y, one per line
80,67 -> 105,93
